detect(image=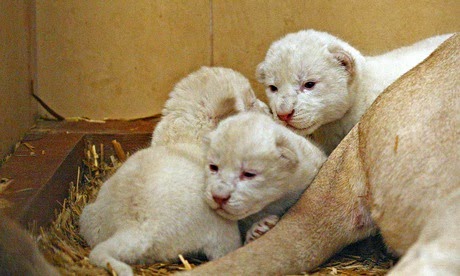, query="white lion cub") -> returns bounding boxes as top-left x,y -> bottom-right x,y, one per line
257,29 -> 452,154
79,67 -> 267,276
203,112 -> 326,243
